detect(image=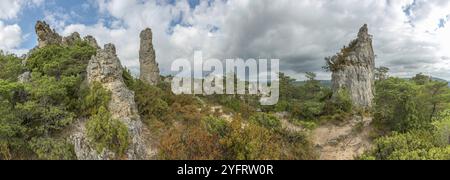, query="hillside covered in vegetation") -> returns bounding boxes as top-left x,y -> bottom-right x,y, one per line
0,22 -> 449,160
